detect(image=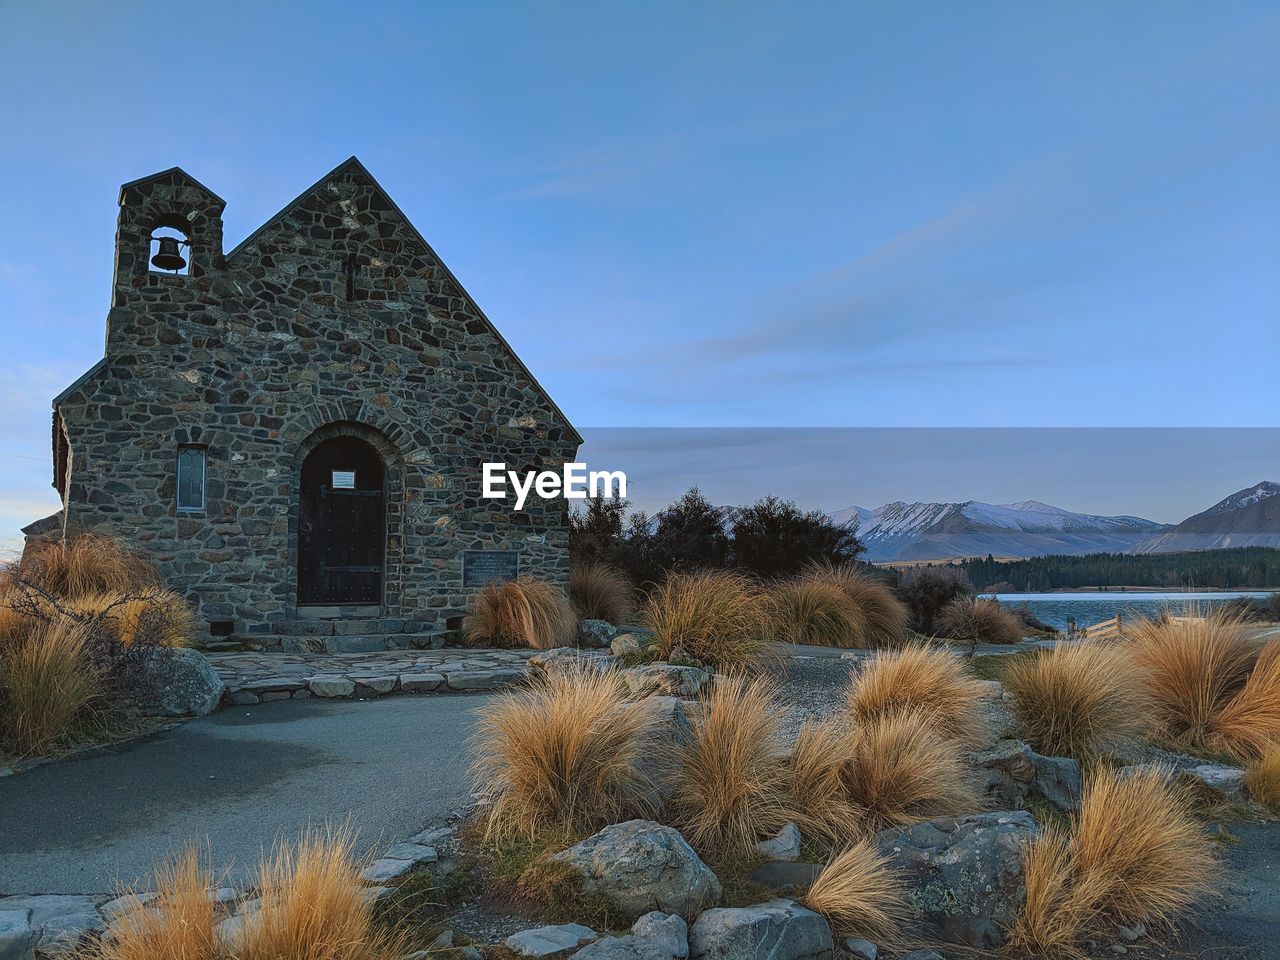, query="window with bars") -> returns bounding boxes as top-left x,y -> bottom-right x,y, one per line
176,446 -> 207,513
